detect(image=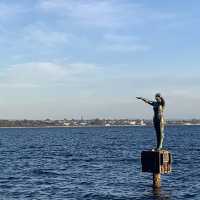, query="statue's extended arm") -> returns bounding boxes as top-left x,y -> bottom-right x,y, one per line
136,97 -> 154,106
